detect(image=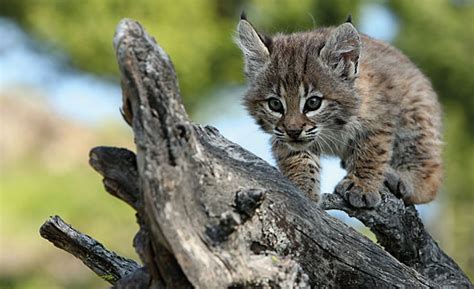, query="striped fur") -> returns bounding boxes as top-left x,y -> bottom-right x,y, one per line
236,19 -> 442,208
